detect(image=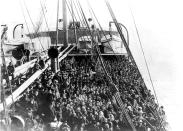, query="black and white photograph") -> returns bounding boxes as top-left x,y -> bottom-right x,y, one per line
0,0 -> 182,131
